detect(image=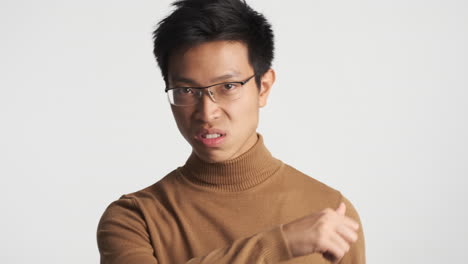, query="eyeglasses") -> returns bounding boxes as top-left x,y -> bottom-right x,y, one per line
165,74 -> 256,106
